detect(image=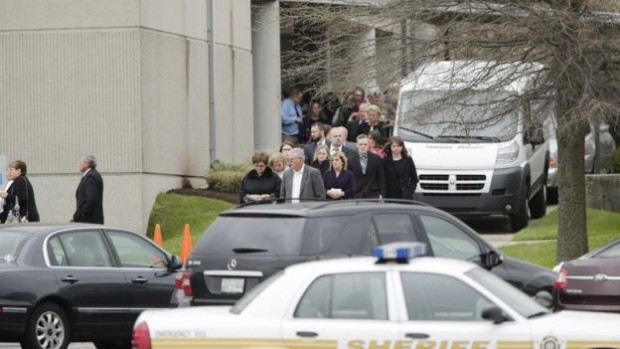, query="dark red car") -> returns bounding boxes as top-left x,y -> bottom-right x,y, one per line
553,238 -> 620,312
